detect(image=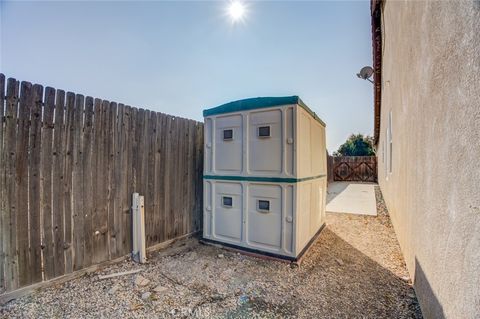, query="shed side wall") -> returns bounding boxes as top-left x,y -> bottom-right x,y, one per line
295,107 -> 327,179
